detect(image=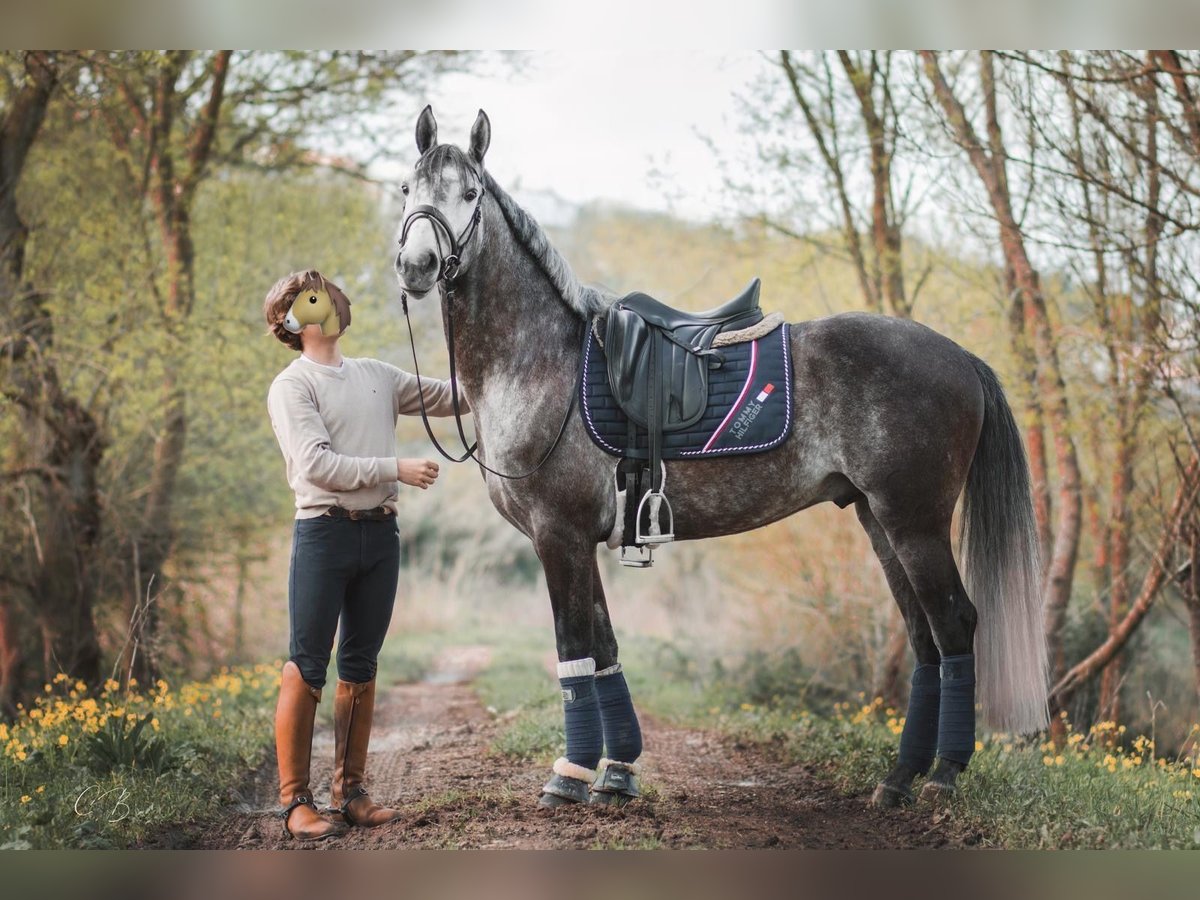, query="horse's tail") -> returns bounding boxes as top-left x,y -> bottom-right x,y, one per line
960,353 -> 1050,734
